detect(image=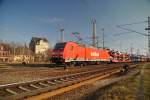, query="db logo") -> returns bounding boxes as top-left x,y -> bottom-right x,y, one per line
91,52 -> 99,56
